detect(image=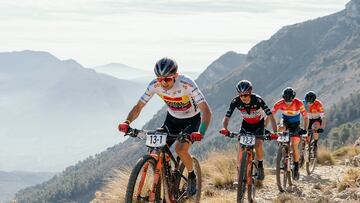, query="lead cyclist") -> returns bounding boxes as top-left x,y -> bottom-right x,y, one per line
118,57 -> 212,196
